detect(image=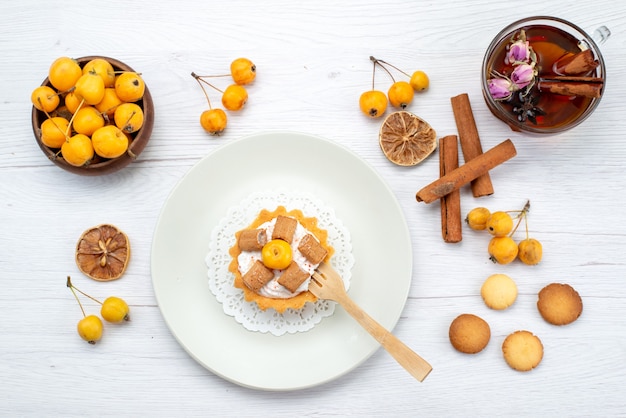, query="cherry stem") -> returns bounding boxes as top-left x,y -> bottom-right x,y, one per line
191,72 -> 220,109
509,200 -> 530,237
50,119 -> 67,139
39,103 -> 68,140
191,72 -> 224,92
65,99 -> 85,139
59,86 -> 75,95
524,212 -> 530,239
122,110 -> 137,132
67,276 -> 86,317
377,57 -> 411,78
37,98 -> 48,116
370,56 -> 397,82
191,74 -> 230,78
197,77 -> 224,92
66,276 -> 103,306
